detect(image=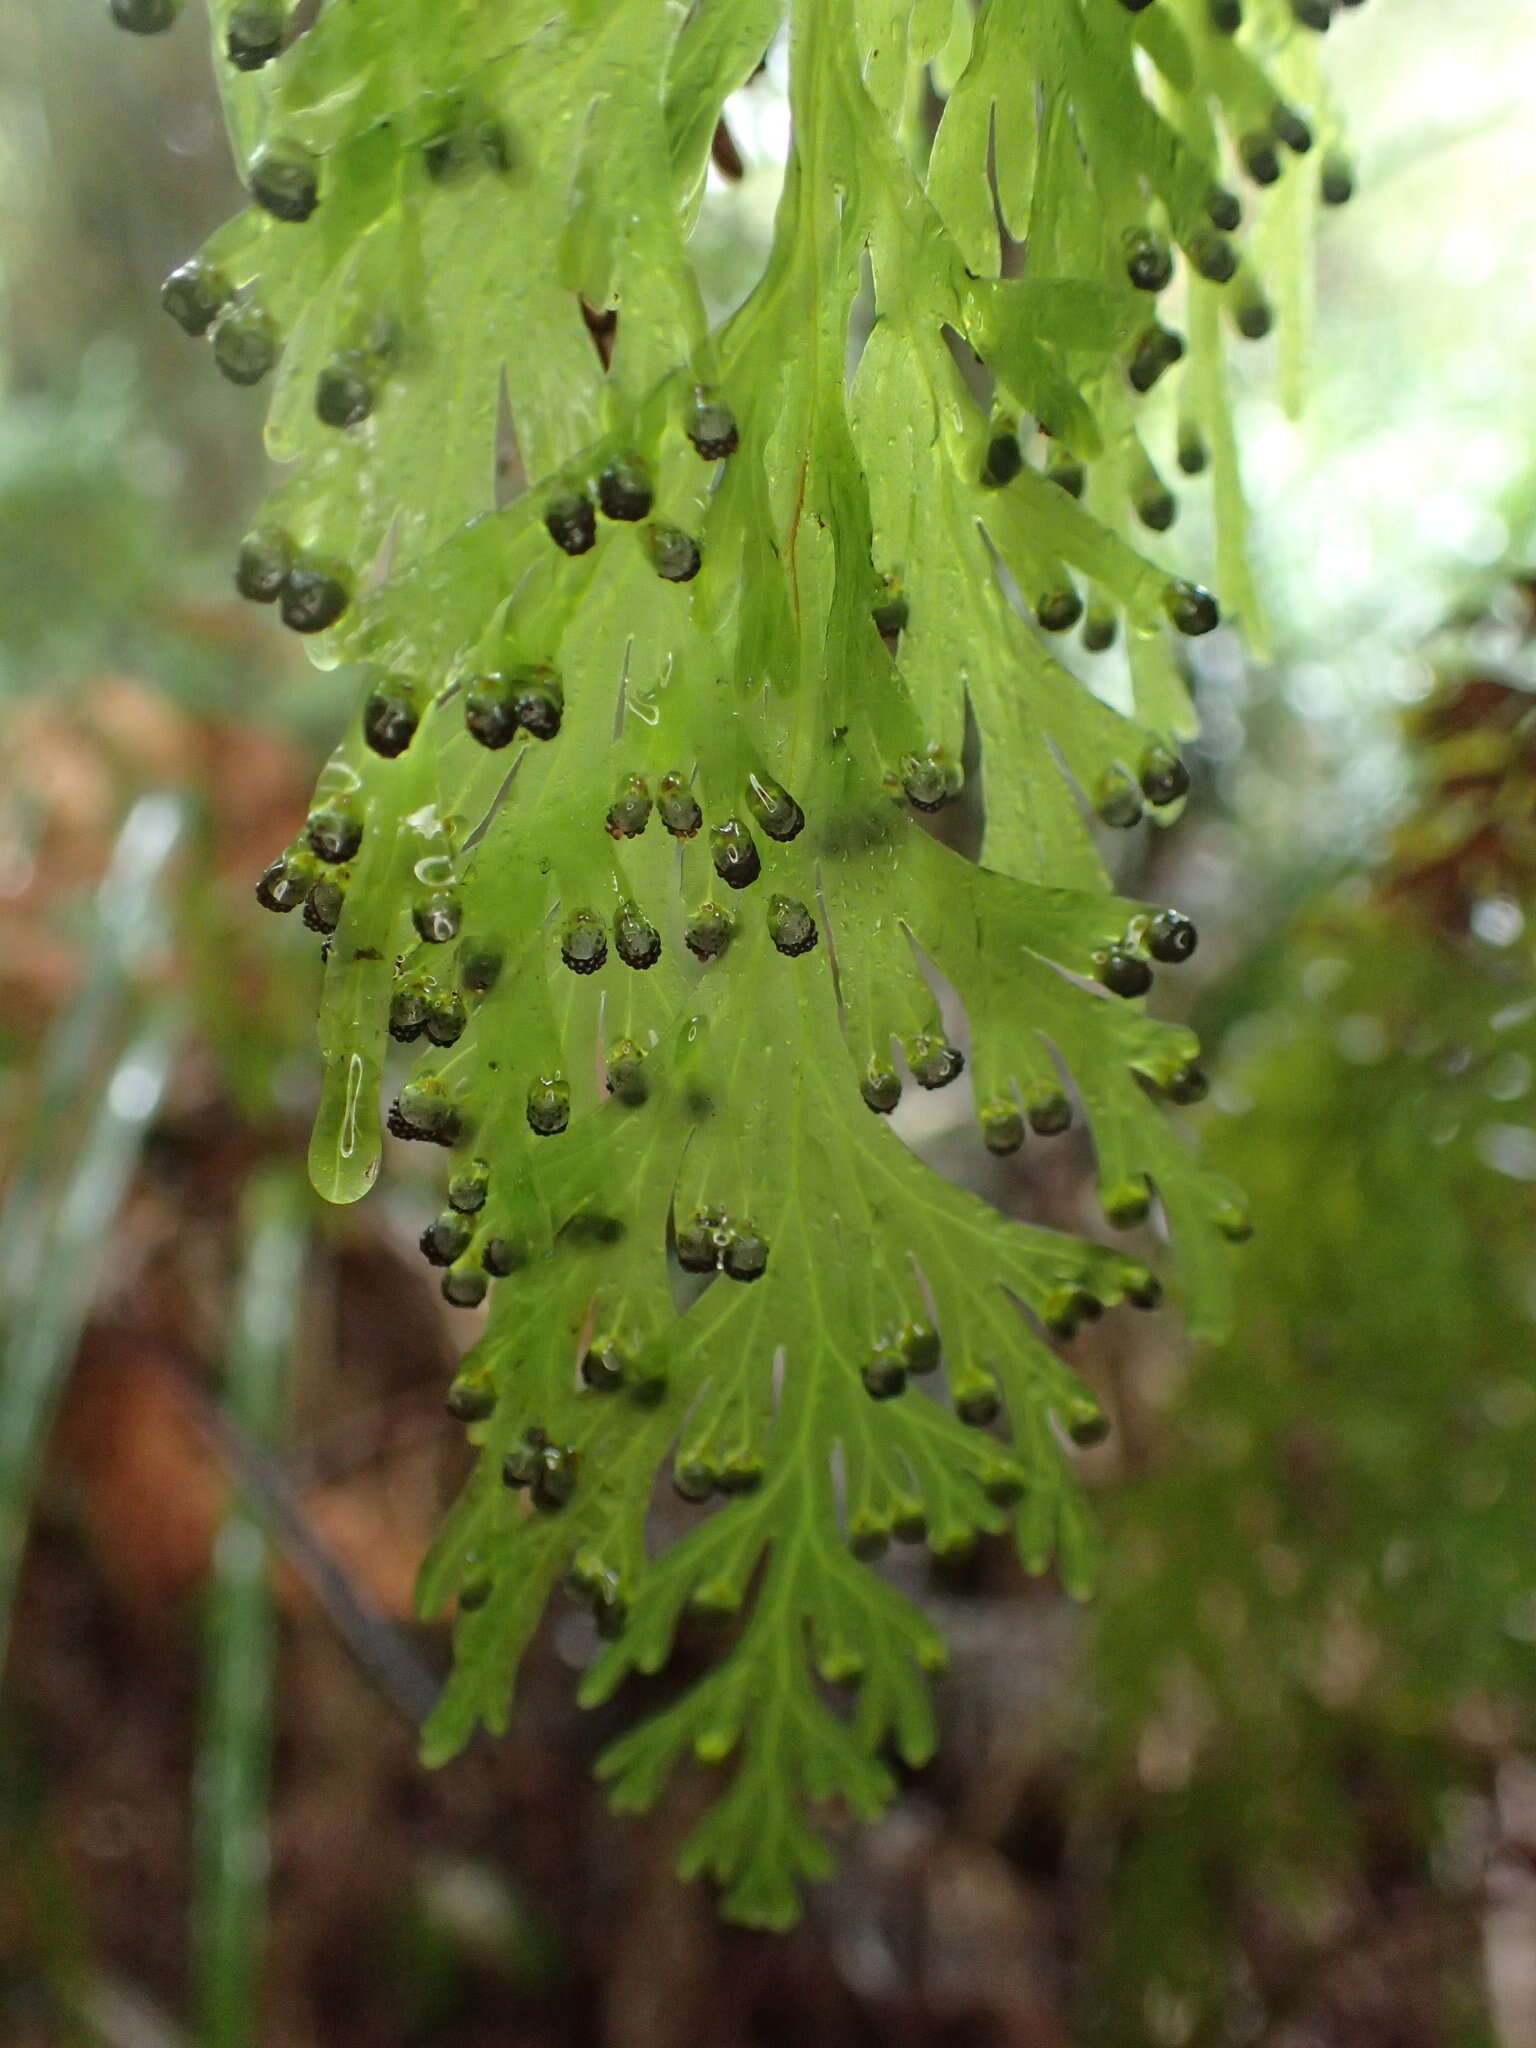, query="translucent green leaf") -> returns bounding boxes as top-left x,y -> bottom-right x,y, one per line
140,0 -> 1346,1926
